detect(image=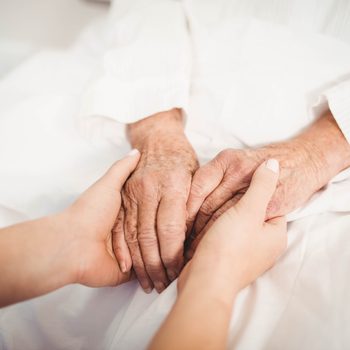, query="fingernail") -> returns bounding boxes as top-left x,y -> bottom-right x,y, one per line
186,250 -> 194,260
265,159 -> 279,174
167,269 -> 177,282
120,261 -> 127,274
154,282 -> 166,293
127,148 -> 140,157
144,287 -> 153,294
